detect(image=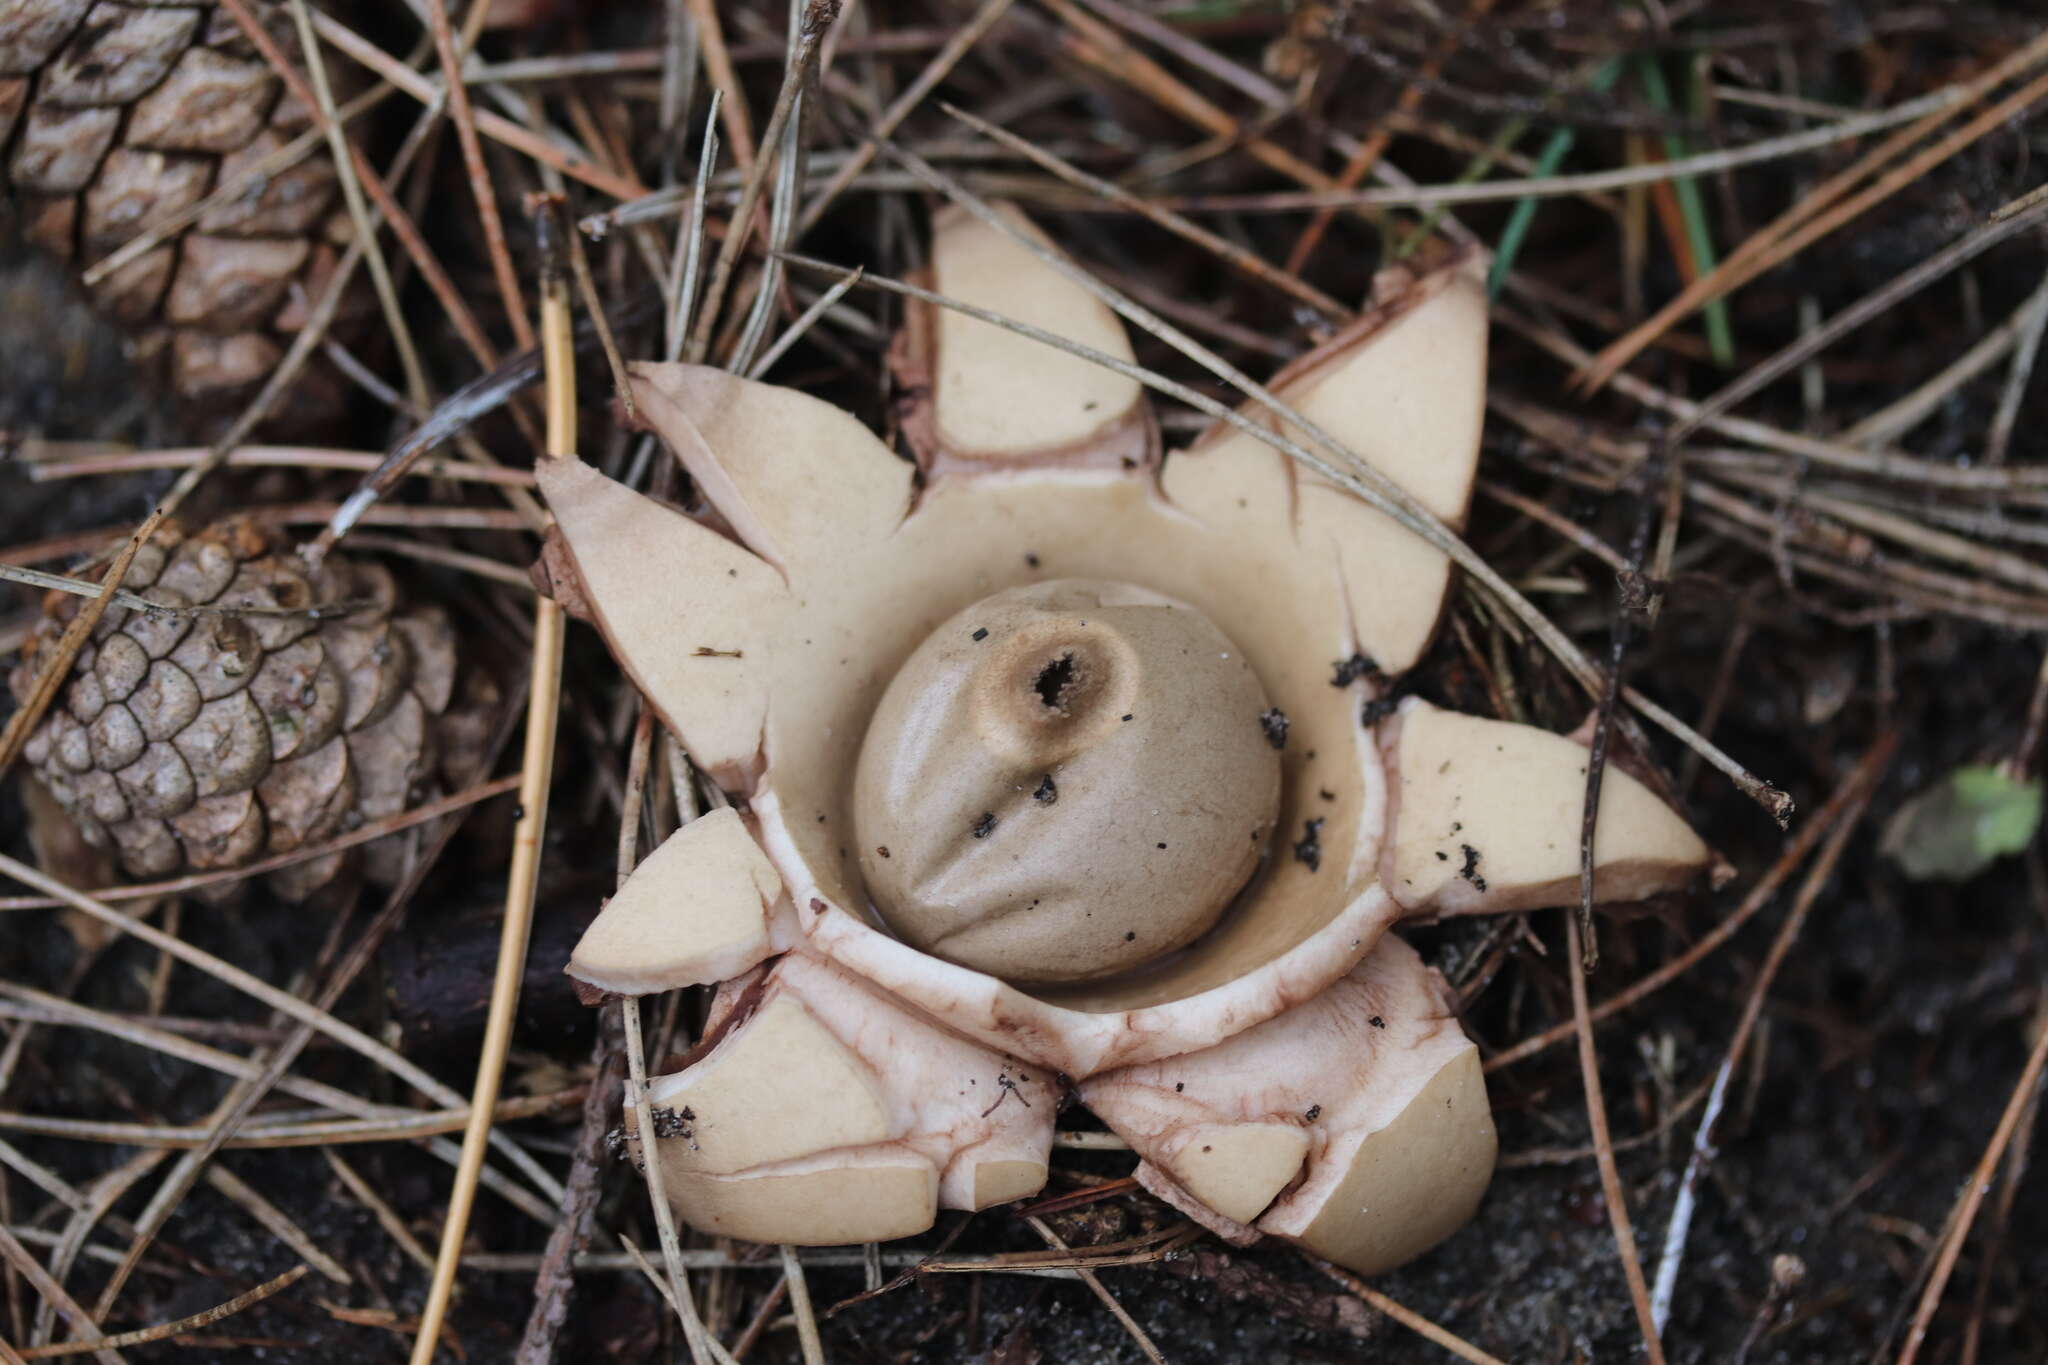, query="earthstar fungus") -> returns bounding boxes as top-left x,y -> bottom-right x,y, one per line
543,205 -> 1714,1274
